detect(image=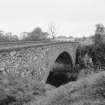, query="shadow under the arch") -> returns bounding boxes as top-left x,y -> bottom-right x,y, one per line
46,51 -> 78,87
